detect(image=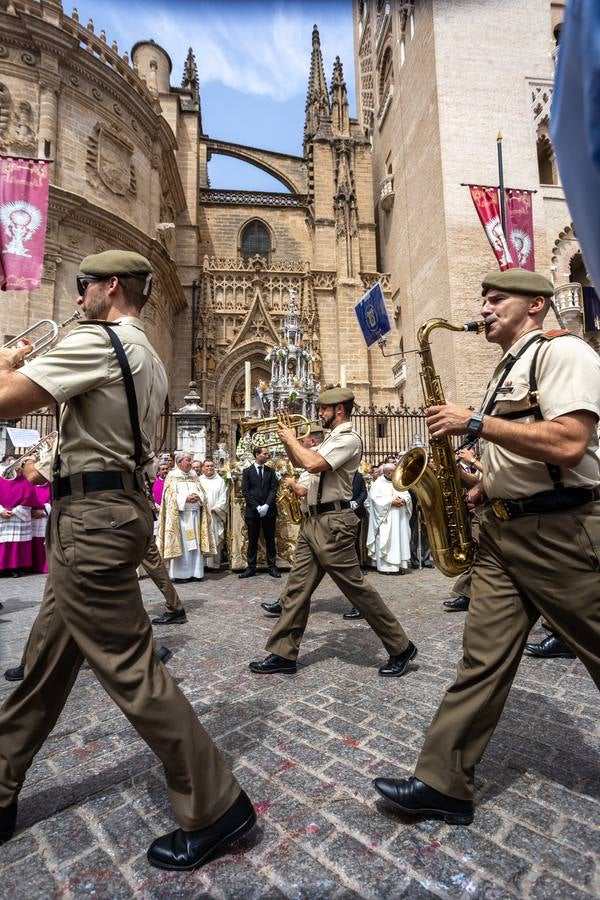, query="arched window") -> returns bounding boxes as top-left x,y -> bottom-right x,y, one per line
240,220 -> 271,264
536,134 -> 557,186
